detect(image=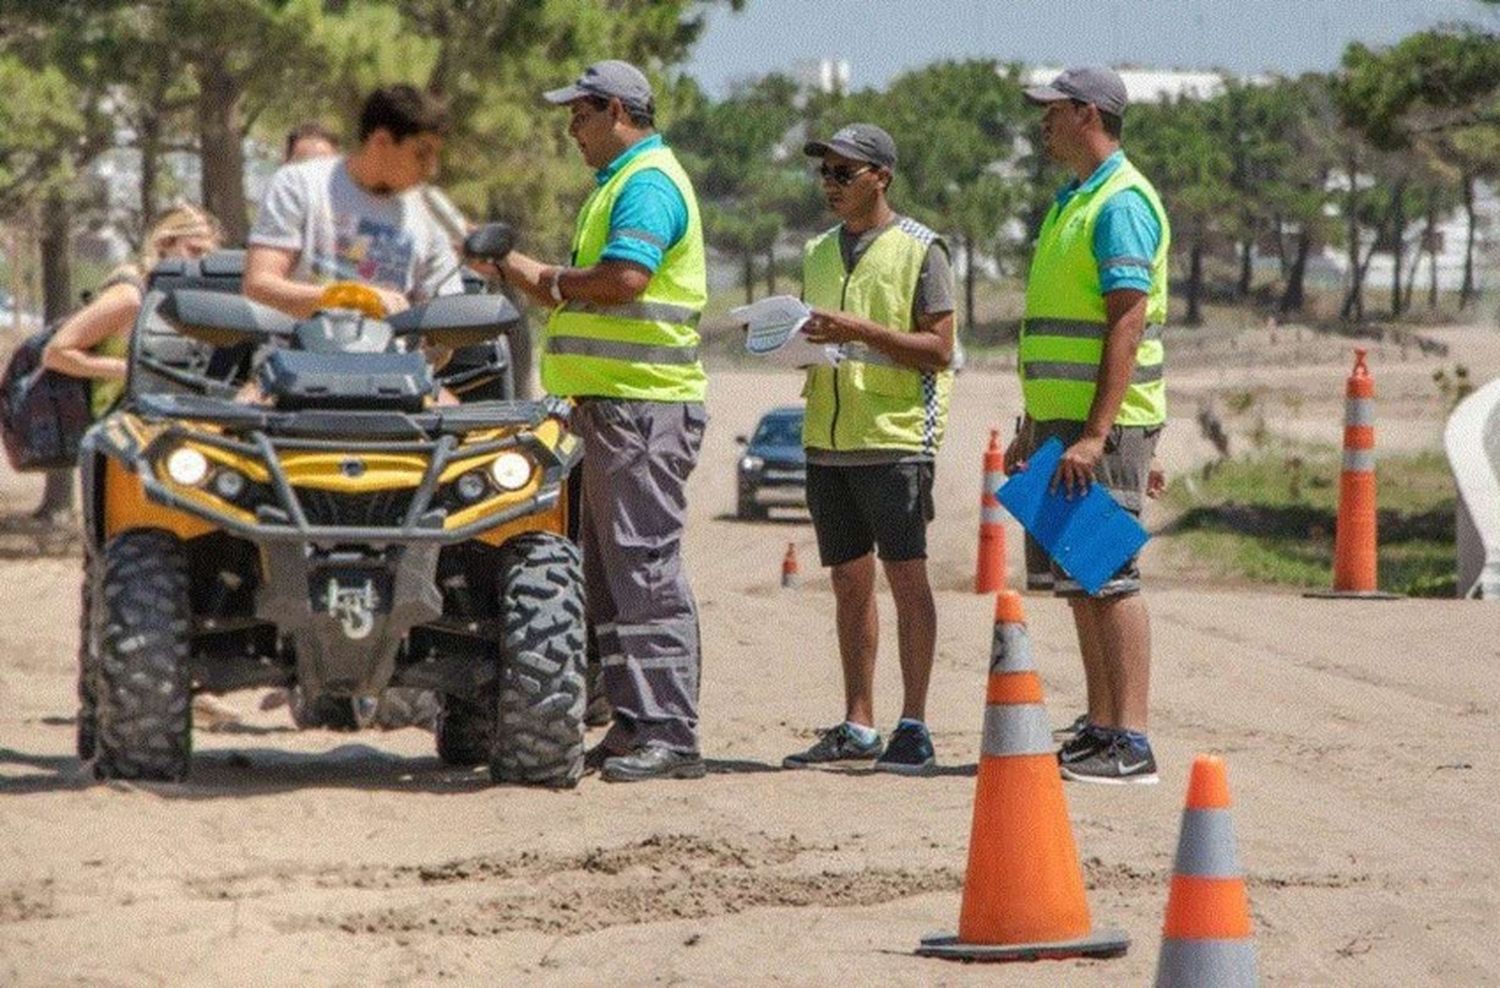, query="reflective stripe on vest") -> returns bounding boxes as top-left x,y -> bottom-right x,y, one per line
541,144 -> 707,402
1020,157 -> 1171,425
800,220 -> 954,454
